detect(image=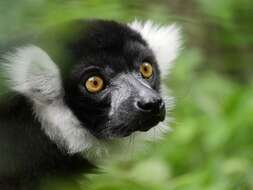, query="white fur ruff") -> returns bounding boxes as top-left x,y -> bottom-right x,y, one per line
1,46 -> 98,154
